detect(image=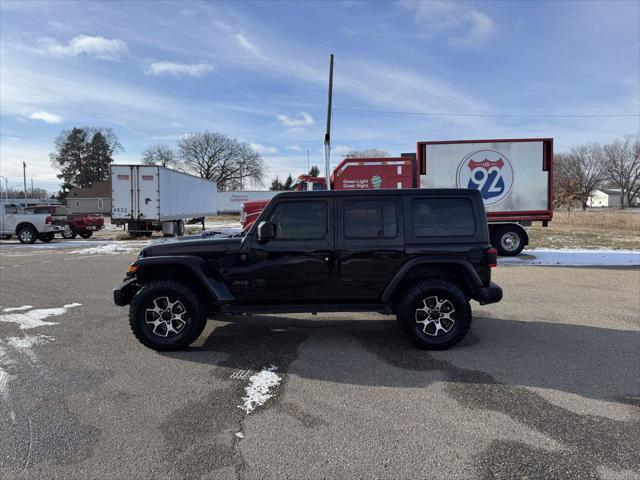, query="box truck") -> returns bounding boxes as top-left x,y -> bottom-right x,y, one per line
240,138 -> 553,256
111,165 -> 217,236
417,138 -> 553,255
